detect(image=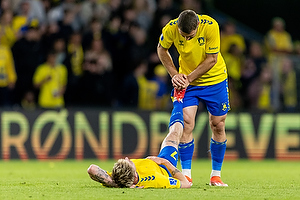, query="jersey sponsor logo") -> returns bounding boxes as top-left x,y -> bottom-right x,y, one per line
200,19 -> 213,25
169,20 -> 178,26
160,34 -> 164,41
209,47 -> 218,50
169,178 -> 178,186
197,37 -> 205,46
140,175 -> 155,182
179,40 -> 184,46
